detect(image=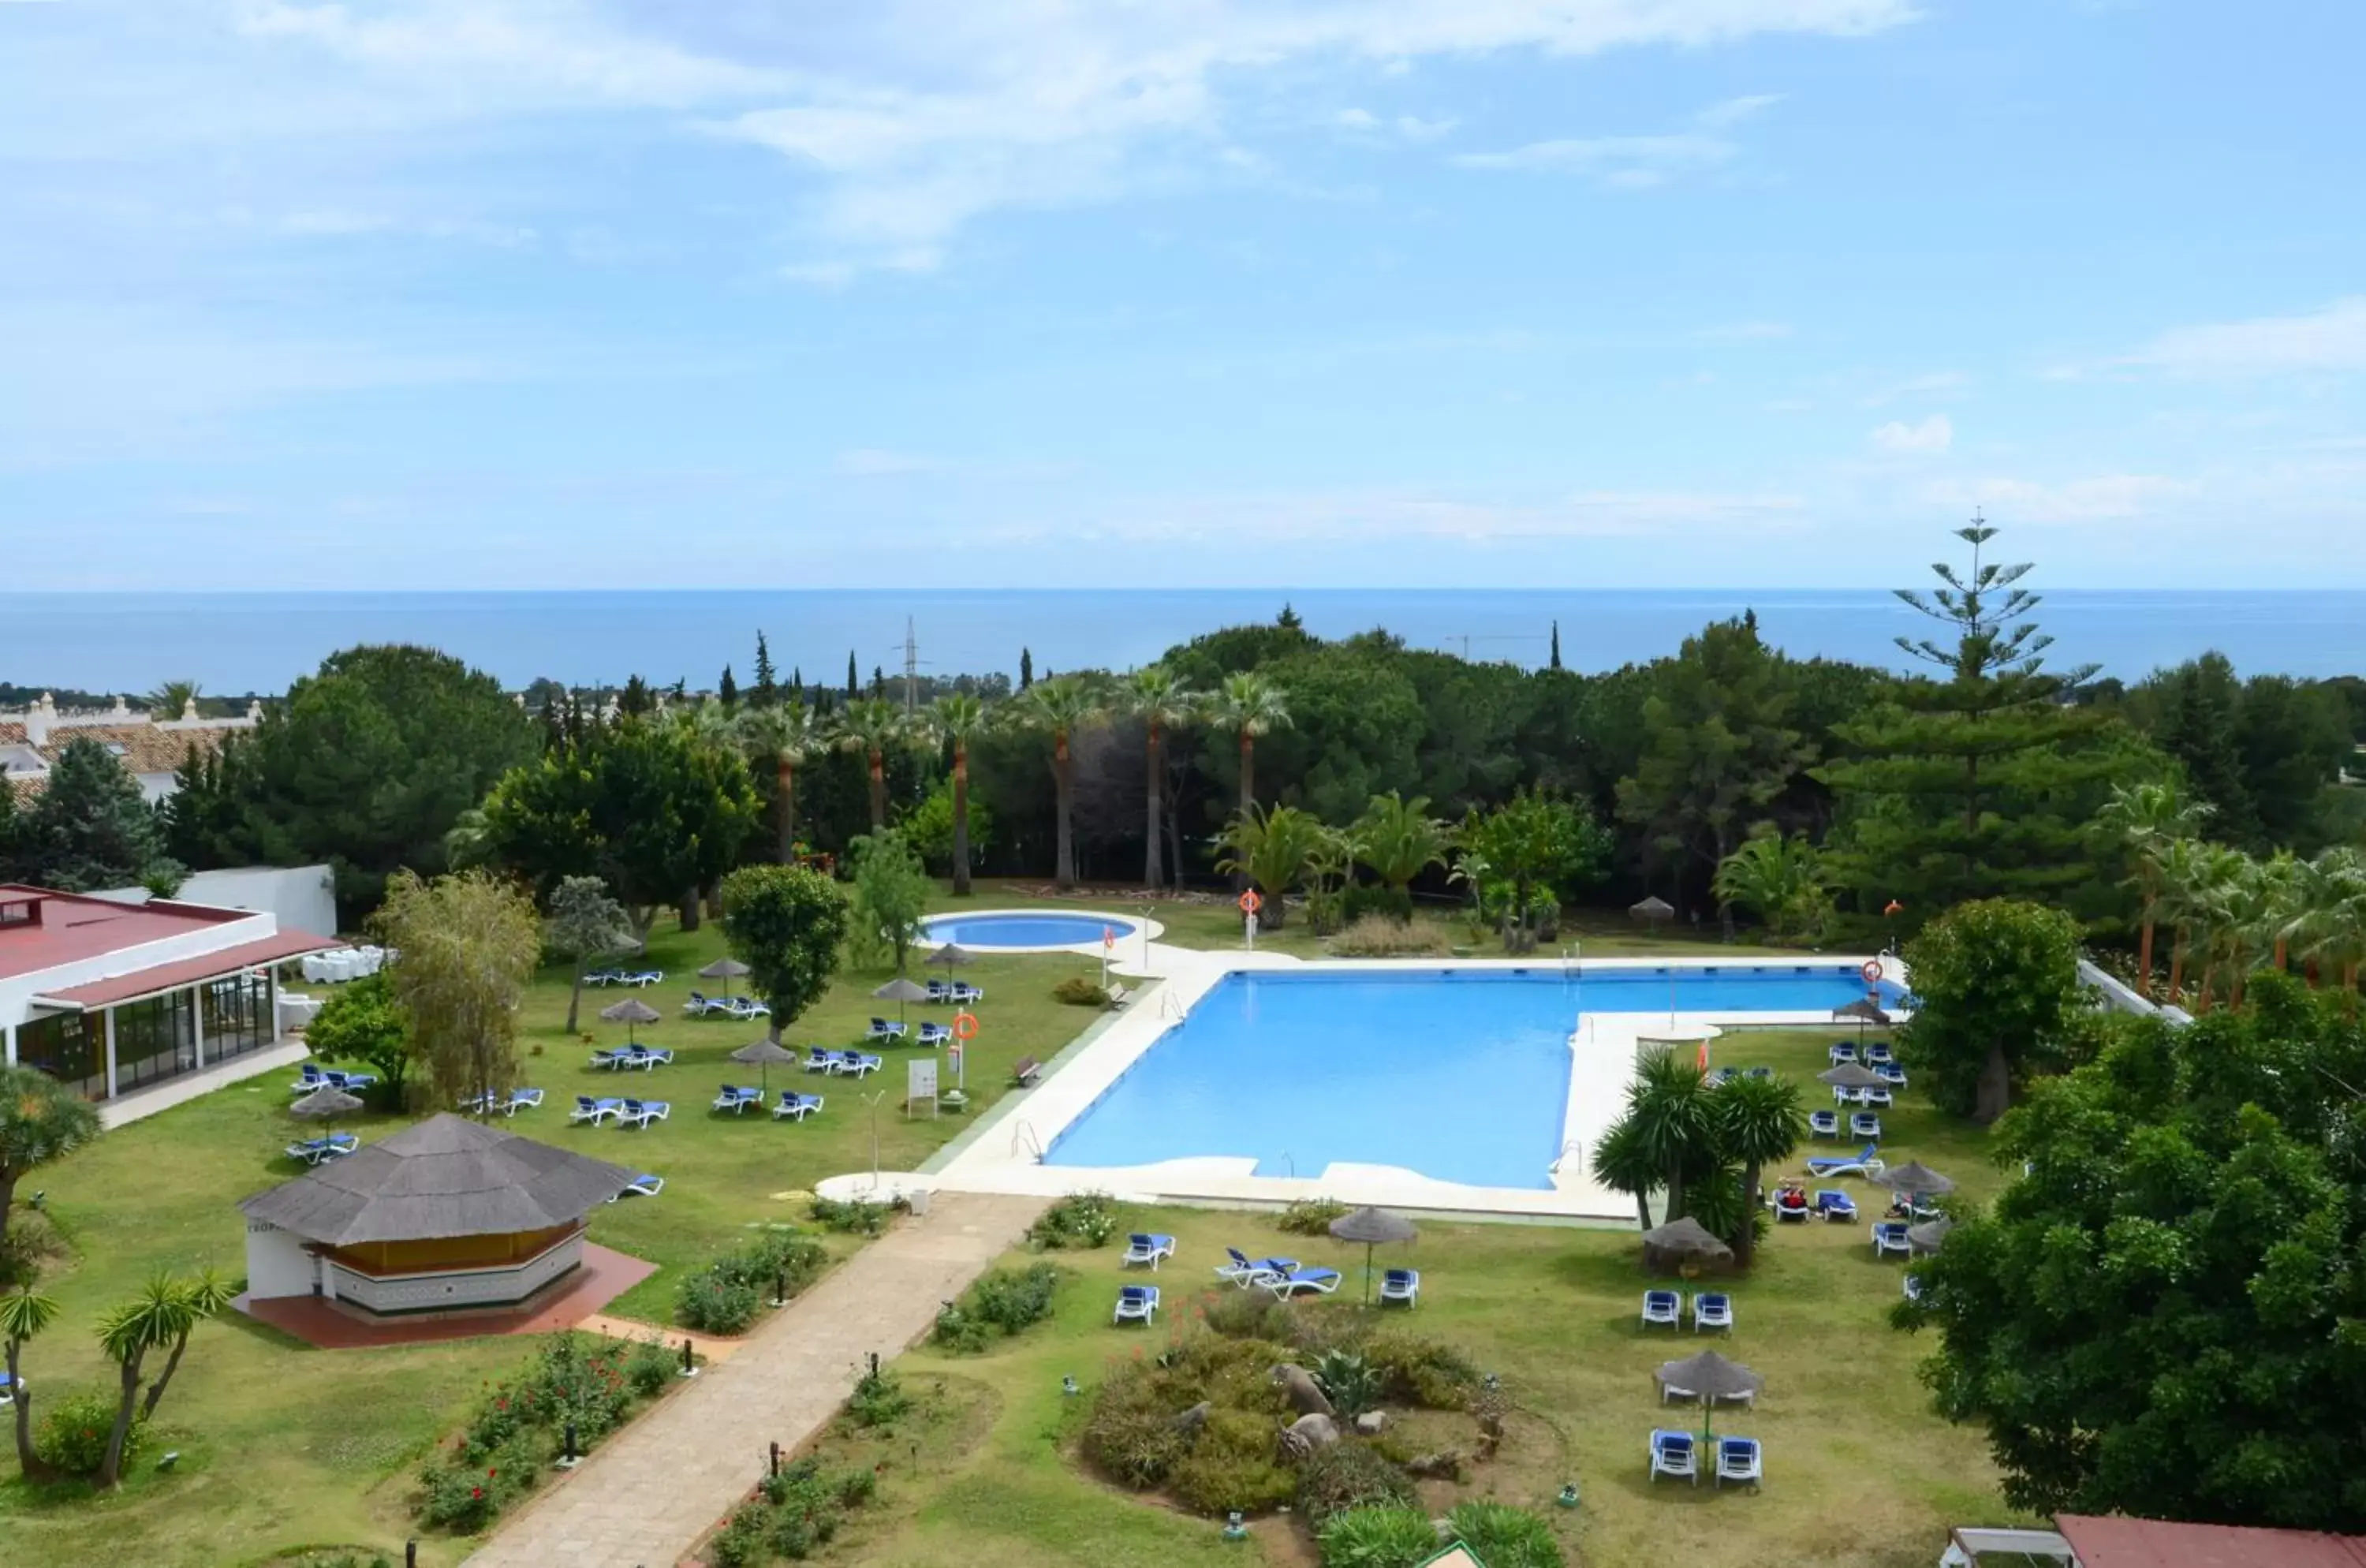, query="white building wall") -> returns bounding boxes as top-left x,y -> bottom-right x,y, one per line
244,1223 -> 318,1301
0,907 -> 278,1032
